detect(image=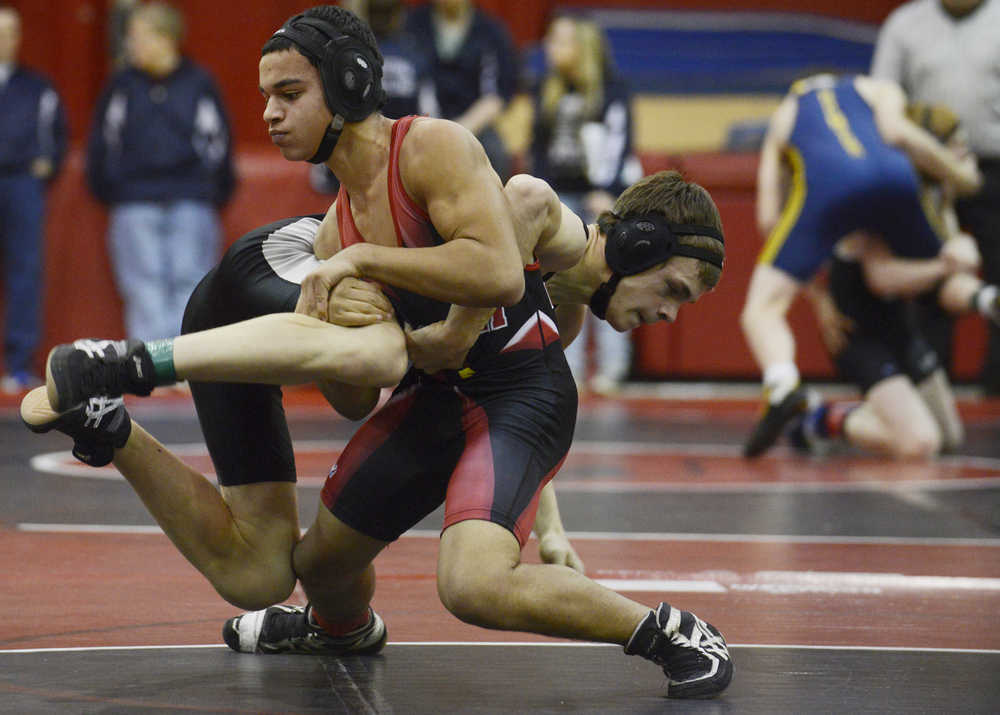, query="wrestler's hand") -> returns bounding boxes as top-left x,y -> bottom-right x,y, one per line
812,289 -> 854,355
326,277 -> 394,327
941,233 -> 981,274
296,250 -> 362,321
538,531 -> 585,574
950,153 -> 982,196
405,306 -> 494,373
405,320 -> 475,373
